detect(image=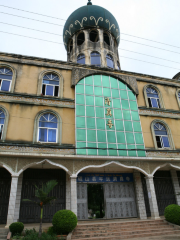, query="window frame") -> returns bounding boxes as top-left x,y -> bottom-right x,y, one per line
90,51 -> 101,67
77,54 -> 86,65
143,85 -> 164,109
151,120 -> 175,150
0,106 -> 9,141
37,70 -> 63,98
0,65 -> 16,93
106,54 -> 114,69
33,110 -> 62,145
